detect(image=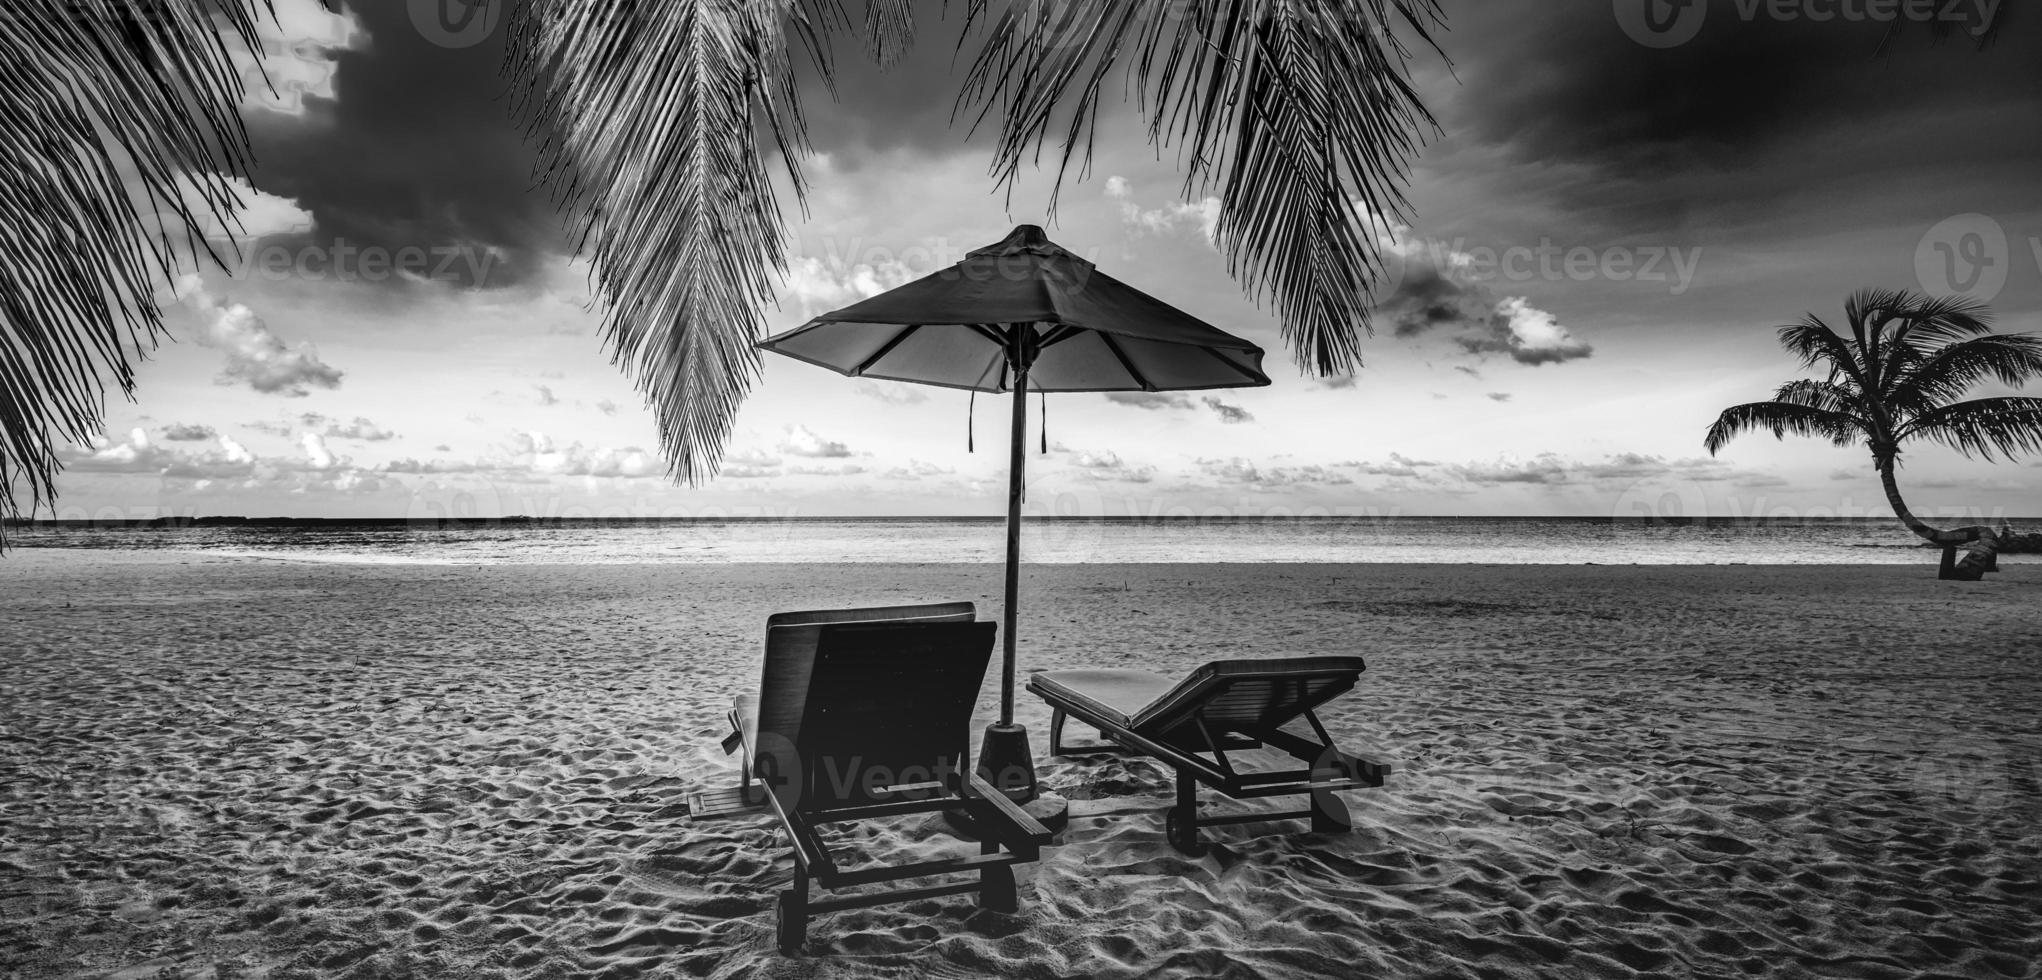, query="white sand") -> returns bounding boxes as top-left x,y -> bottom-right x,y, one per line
2,552 -> 2038,979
